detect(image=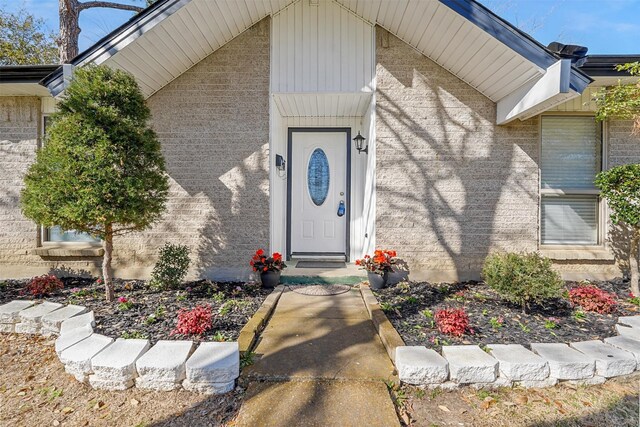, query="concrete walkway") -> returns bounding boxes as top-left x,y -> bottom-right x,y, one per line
236,286 -> 400,426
